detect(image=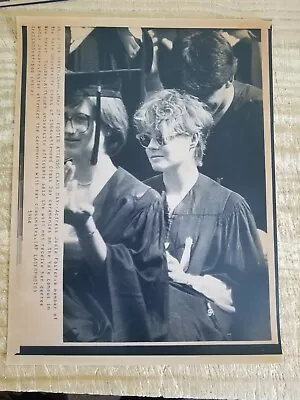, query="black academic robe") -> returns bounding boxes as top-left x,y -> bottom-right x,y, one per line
146,173 -> 270,341
201,81 -> 267,231
63,168 -> 168,342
